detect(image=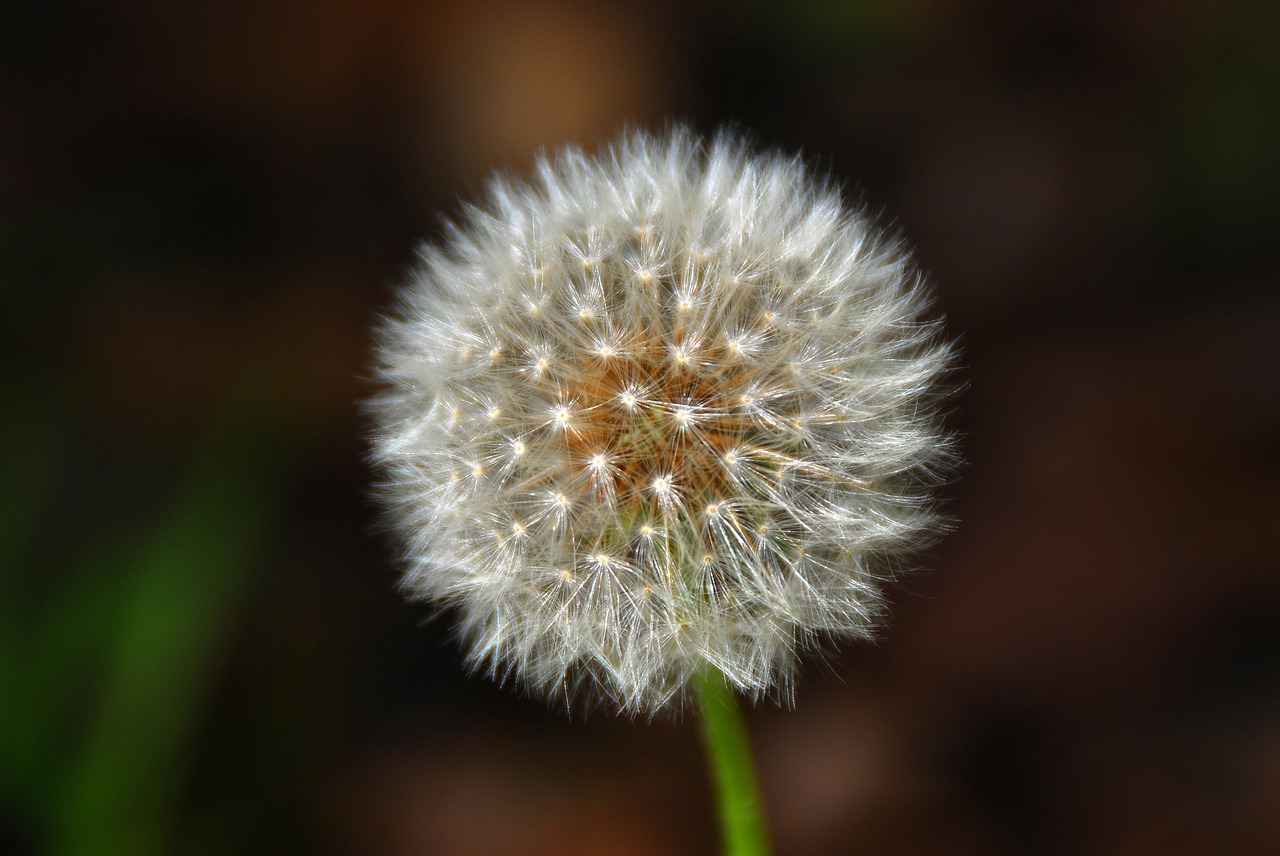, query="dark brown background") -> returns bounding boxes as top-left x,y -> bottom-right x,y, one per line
4,1 -> 1278,854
